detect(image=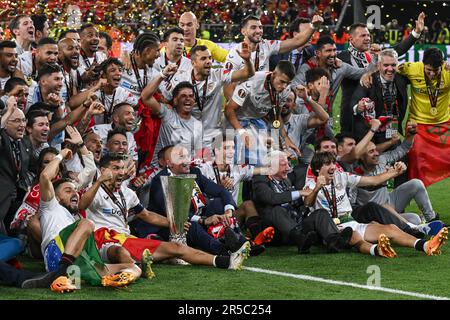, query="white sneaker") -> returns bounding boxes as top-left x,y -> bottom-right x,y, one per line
228,241 -> 250,270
